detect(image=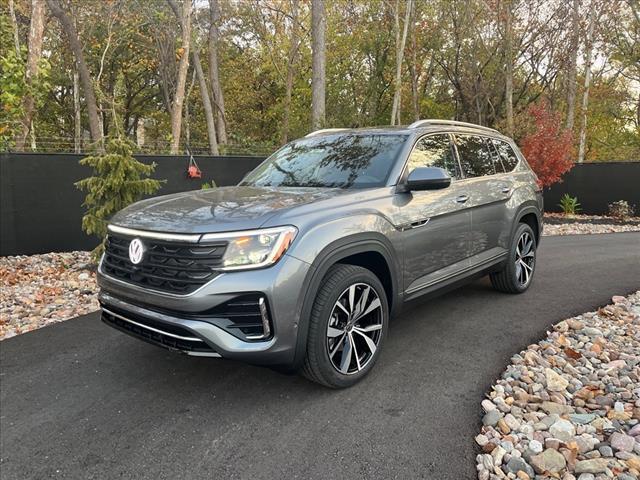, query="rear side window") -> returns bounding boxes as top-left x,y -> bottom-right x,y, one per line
407,134 -> 461,179
454,134 -> 495,178
492,139 -> 519,172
